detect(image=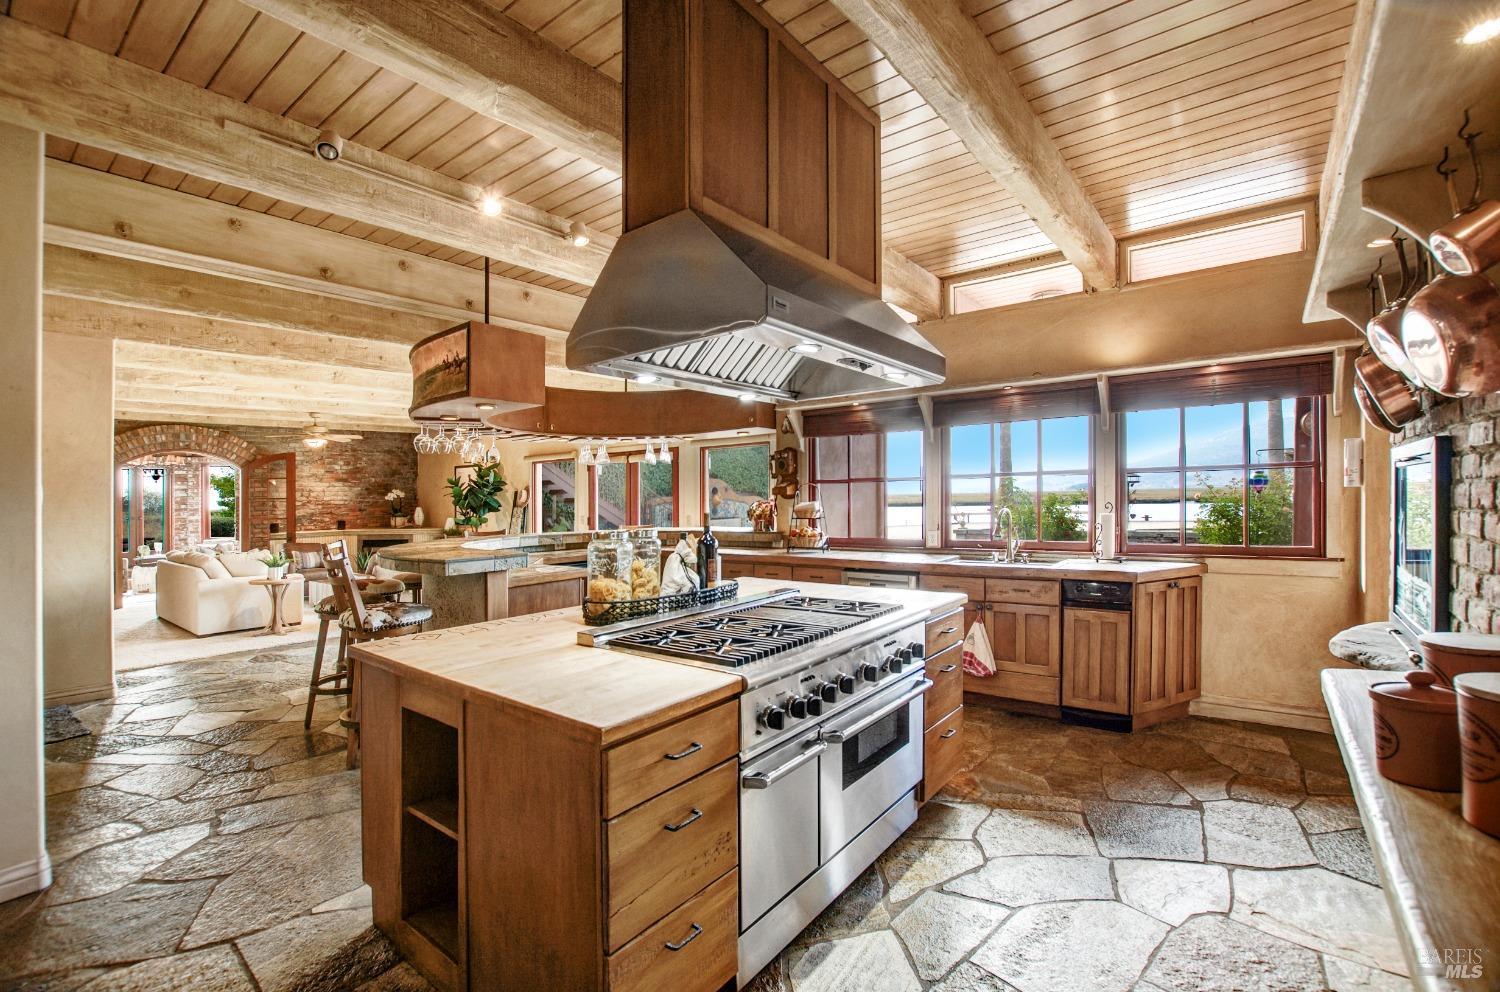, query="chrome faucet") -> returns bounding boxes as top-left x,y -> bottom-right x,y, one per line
990,506 -> 1019,563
